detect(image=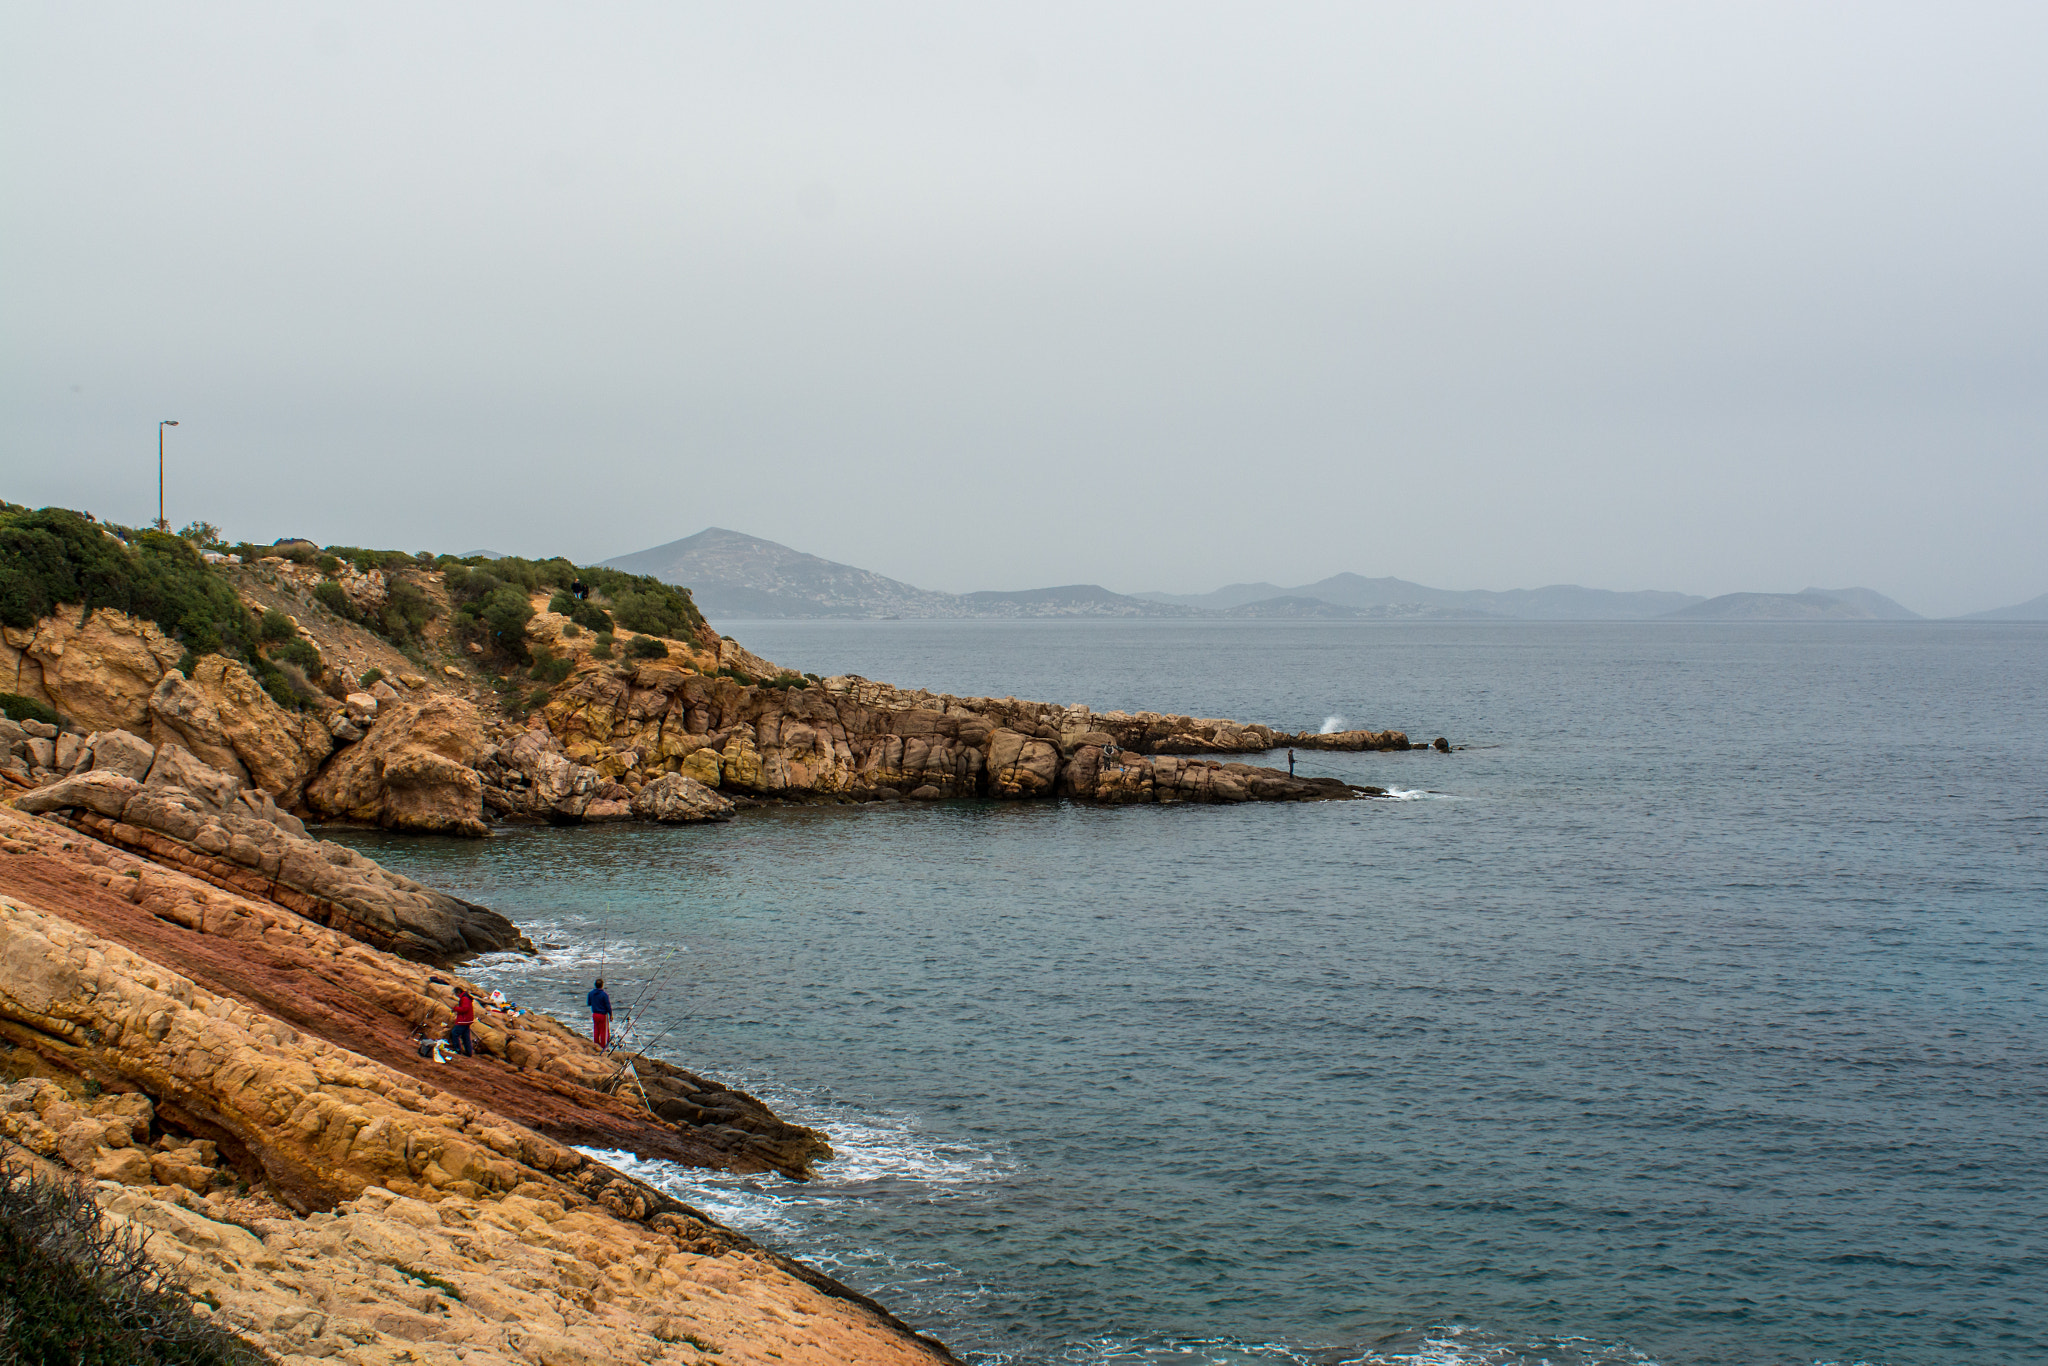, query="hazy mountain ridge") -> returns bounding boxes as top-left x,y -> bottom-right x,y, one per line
603,529 -> 1191,619
1958,591 -> 2048,621
1142,575 -> 1705,620
606,528 -> 1961,622
1671,588 -> 1921,621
